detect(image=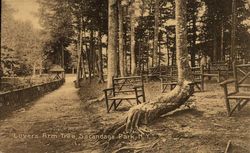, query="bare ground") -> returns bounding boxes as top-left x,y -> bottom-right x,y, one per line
79,78 -> 250,153
0,75 -> 249,153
